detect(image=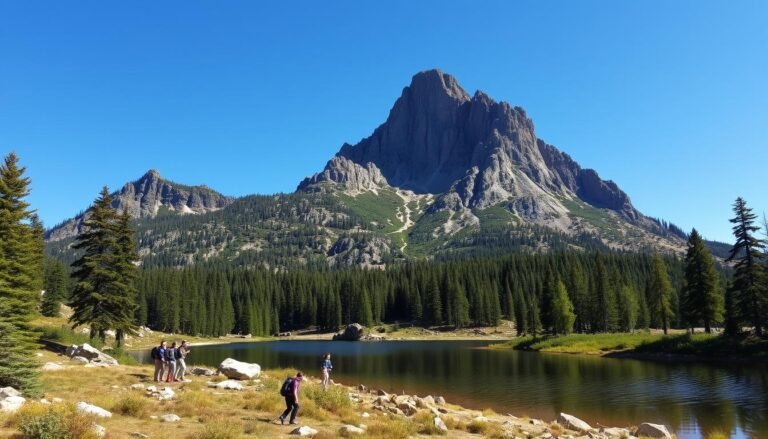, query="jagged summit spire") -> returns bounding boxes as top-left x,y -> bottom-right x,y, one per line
142,169 -> 162,180
407,69 -> 470,102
